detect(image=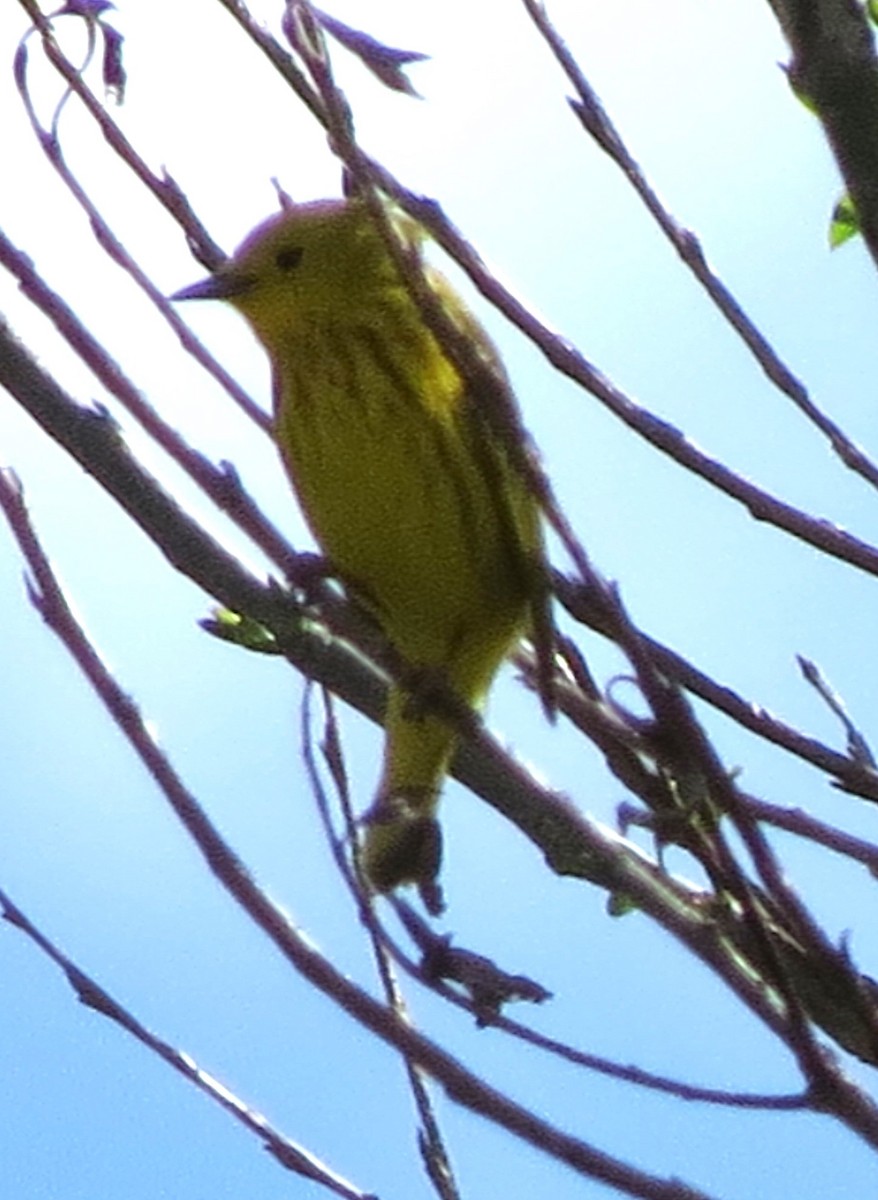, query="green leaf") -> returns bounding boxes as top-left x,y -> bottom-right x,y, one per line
606,891 -> 638,917
200,608 -> 280,654
830,193 -> 861,249
781,62 -> 817,114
